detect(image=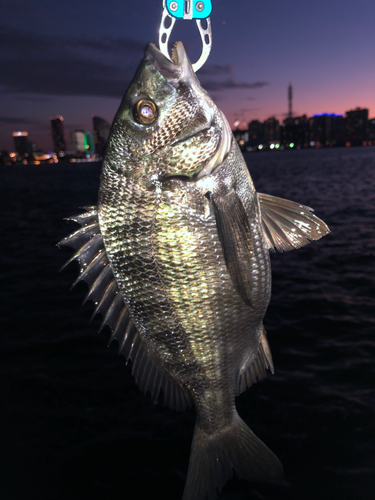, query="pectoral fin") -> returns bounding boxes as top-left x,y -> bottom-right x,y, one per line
208,190 -> 254,307
258,193 -> 330,252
